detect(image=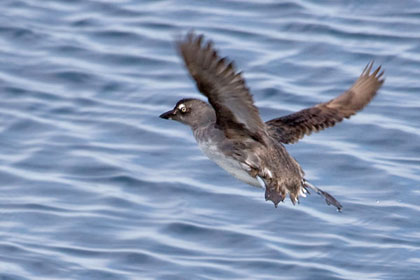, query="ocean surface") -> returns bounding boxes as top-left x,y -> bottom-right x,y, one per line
1,1 -> 420,279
